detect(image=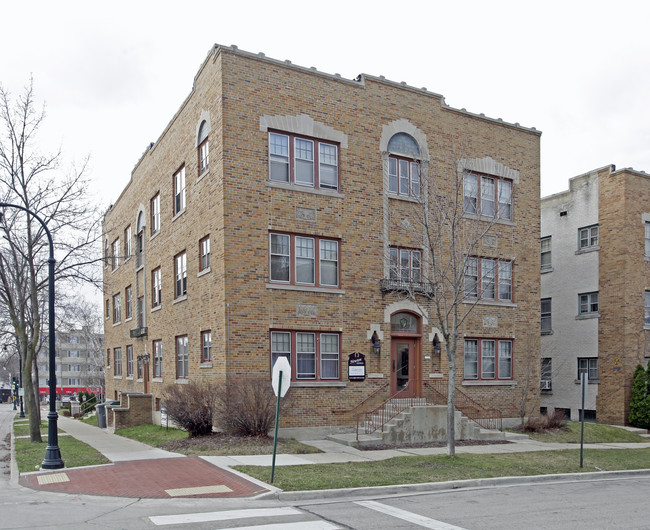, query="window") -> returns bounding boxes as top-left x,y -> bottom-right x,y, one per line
269,233 -> 339,287
153,340 -> 162,378
389,248 -> 422,283
112,293 -> 121,323
270,331 -> 340,380
152,268 -> 162,307
199,236 -> 210,272
106,349 -> 111,368
201,331 -> 212,362
105,299 -> 110,319
137,296 -> 145,327
124,226 -> 132,260
463,172 -> 513,220
136,230 -> 144,268
114,347 -> 122,376
126,345 -> 134,377
151,193 -> 161,235
137,356 -> 143,379
268,132 -> 339,191
176,335 -> 188,379
579,224 -> 599,250
541,358 -> 552,390
104,239 -> 109,268
579,292 -> 599,315
578,357 -> 598,381
541,298 -> 552,334
541,237 -> 551,270
174,252 -> 187,297
645,291 -> 650,326
112,238 -> 120,271
125,285 -> 133,320
173,166 -> 186,215
464,339 -> 513,380
388,156 -> 420,197
67,350 -> 80,358
198,121 -> 209,174
646,222 -> 650,257
464,257 -> 512,302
